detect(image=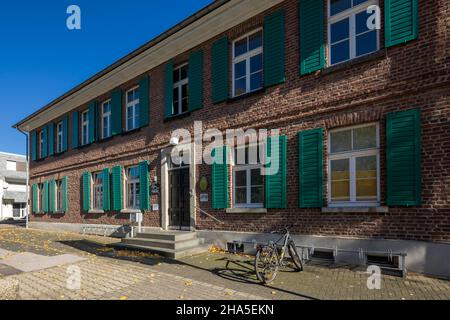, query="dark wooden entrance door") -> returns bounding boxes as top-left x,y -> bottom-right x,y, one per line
169,168 -> 190,229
